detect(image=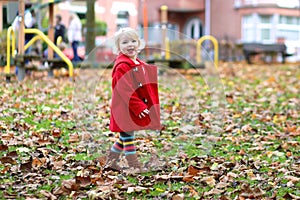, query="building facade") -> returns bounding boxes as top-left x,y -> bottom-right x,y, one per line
211,0 -> 300,60
139,0 -> 300,61
1,0 -> 300,60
